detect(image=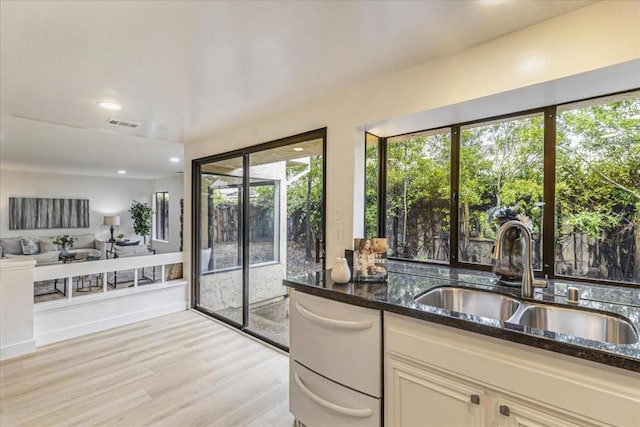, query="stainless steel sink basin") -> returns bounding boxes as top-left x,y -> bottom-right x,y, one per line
415,287 -> 521,322
515,304 -> 638,345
